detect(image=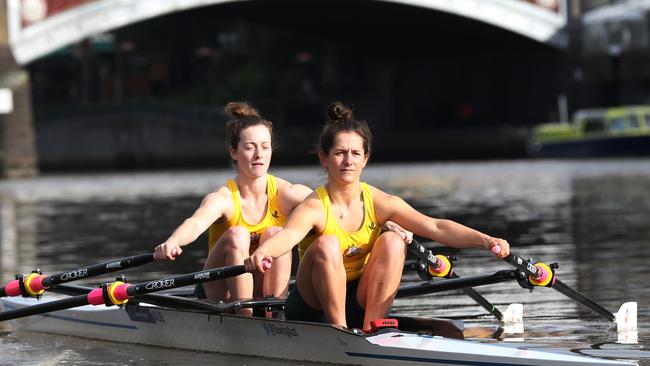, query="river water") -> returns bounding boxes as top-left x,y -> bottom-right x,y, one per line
0,159 -> 648,365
